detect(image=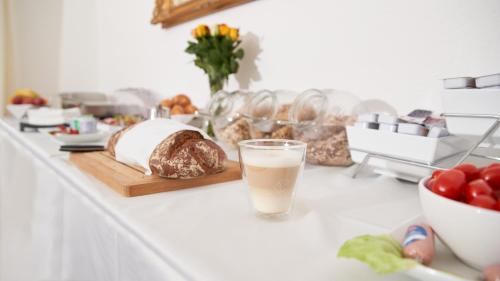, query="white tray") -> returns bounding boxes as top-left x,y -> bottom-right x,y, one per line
442,89 -> 500,143
346,126 -> 472,181
347,126 -> 471,163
